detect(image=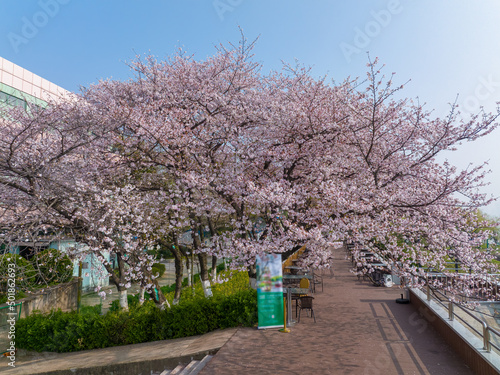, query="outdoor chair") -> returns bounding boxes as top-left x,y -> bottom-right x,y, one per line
299,277 -> 310,291
291,278 -> 311,317
298,296 -> 316,323
313,272 -> 323,292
